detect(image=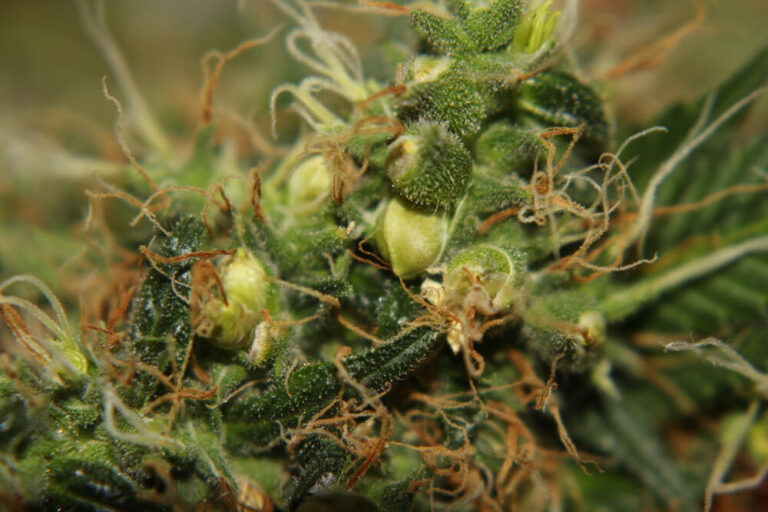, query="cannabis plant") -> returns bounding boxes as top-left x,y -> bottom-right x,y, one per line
1,0 -> 768,511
